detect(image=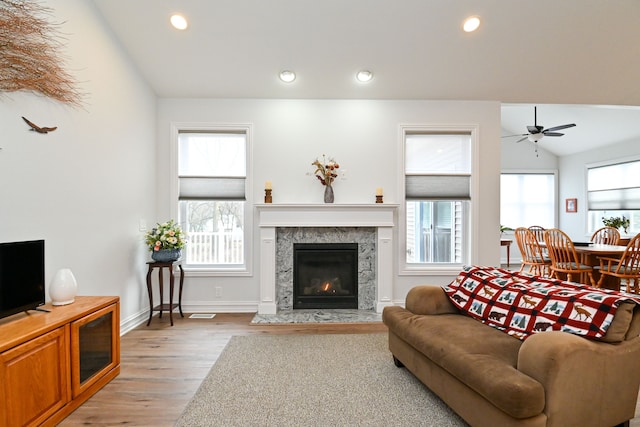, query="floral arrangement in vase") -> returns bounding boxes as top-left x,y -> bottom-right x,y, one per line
602,216 -> 630,233
311,155 -> 340,187
144,220 -> 186,261
311,155 -> 340,203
